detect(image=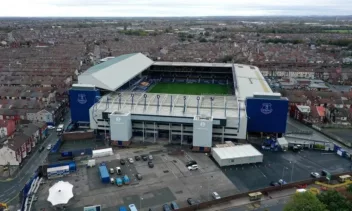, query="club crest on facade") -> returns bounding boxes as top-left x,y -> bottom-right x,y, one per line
261,103 -> 273,115
77,94 -> 87,104
200,122 -> 206,127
